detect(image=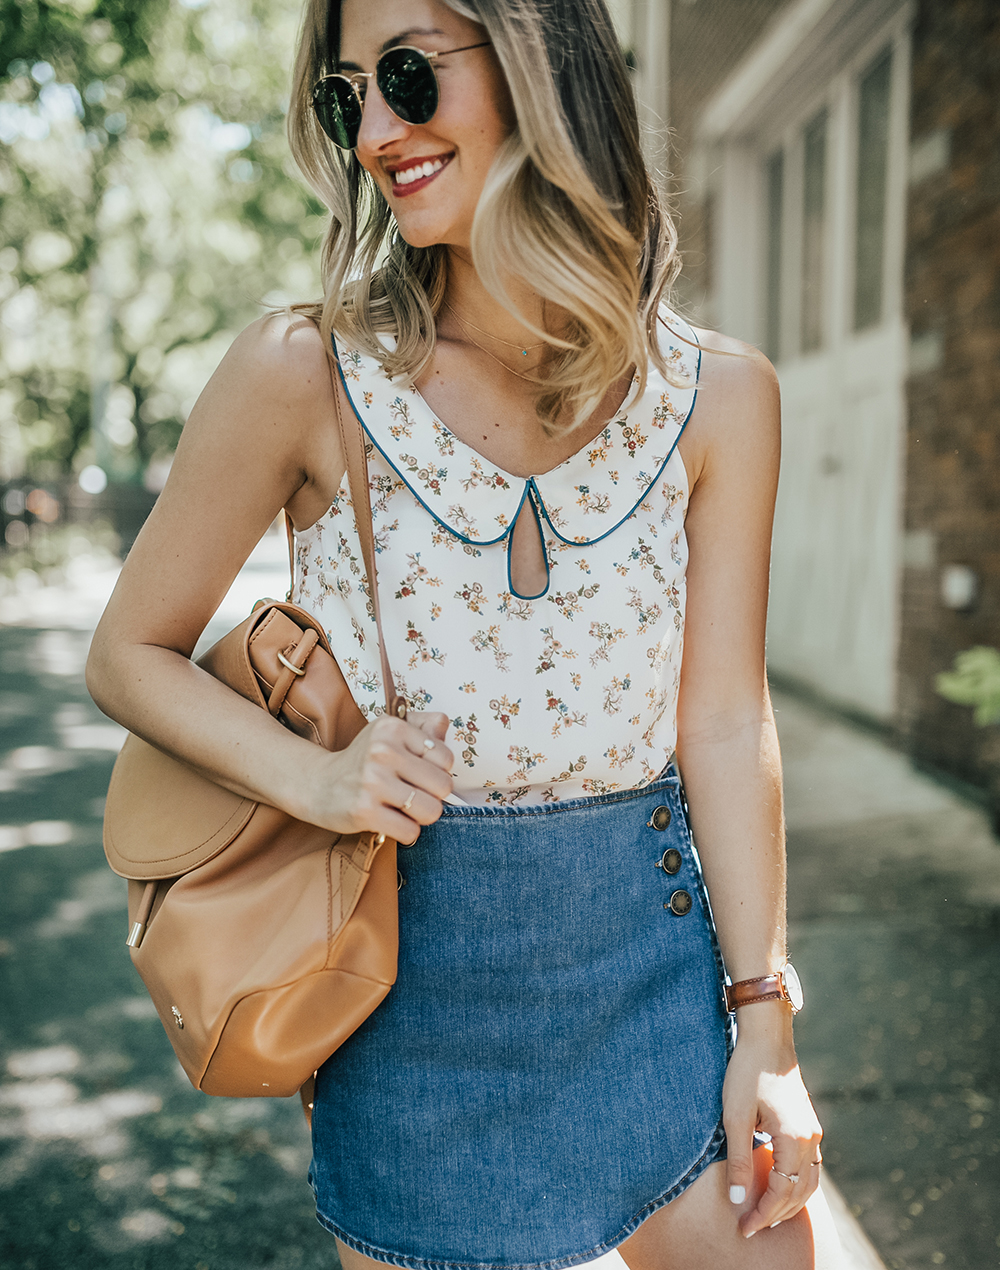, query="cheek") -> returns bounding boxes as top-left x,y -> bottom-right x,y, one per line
355,152 -> 388,194
491,68 -> 517,138
460,99 -> 514,174
455,61 -> 515,167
